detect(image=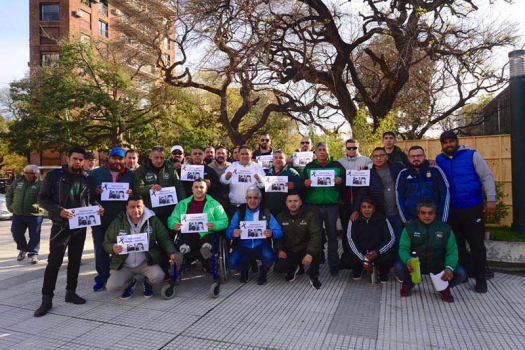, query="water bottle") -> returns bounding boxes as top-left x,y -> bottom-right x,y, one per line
410,251 -> 422,284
